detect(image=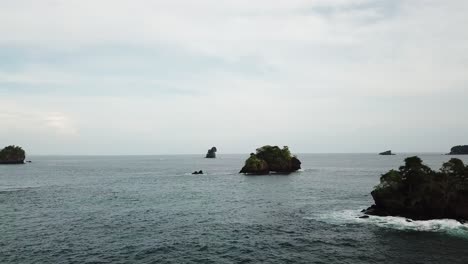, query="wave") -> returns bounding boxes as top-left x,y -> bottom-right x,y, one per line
0,186 -> 40,194
182,171 -> 238,176
302,168 -> 319,172
306,209 -> 468,239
